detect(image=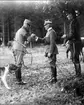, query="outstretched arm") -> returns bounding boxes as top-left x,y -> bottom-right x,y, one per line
35,36 -> 45,43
